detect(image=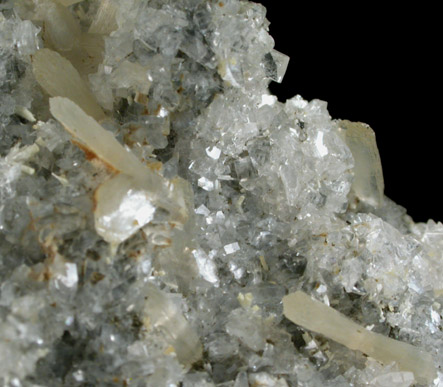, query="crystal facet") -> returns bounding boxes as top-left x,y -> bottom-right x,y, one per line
0,1 -> 441,386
